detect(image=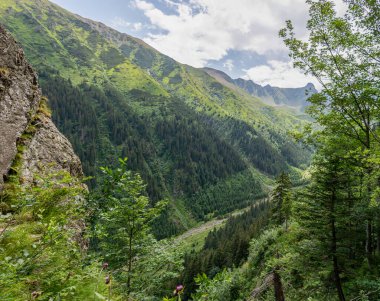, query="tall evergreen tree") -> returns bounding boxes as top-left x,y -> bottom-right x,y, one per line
296,139 -> 357,301
271,172 -> 292,228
